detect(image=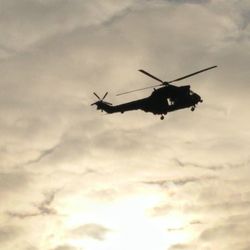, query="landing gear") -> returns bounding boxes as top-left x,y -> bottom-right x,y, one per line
191,106 -> 195,111
160,115 -> 164,120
